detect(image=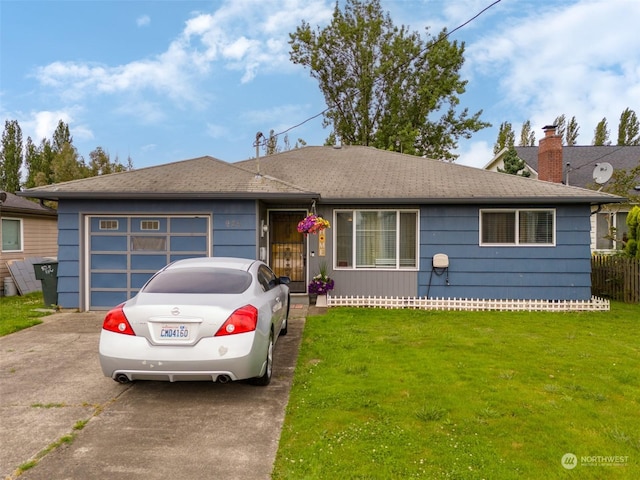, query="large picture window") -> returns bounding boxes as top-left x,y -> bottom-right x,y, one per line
1,218 -> 23,252
480,209 -> 555,246
335,210 -> 418,269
